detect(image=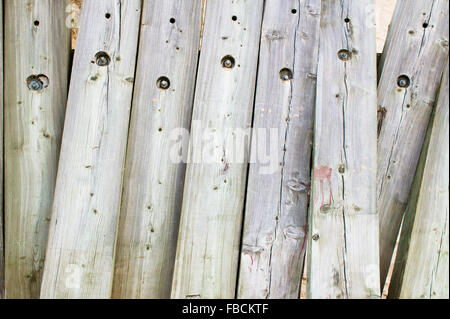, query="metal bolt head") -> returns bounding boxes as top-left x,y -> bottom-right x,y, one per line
312,234 -> 320,241
221,55 -> 235,69
28,79 -> 43,91
95,52 -> 110,67
157,76 -> 171,90
337,49 -> 352,61
397,75 -> 410,88
279,68 -> 293,81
